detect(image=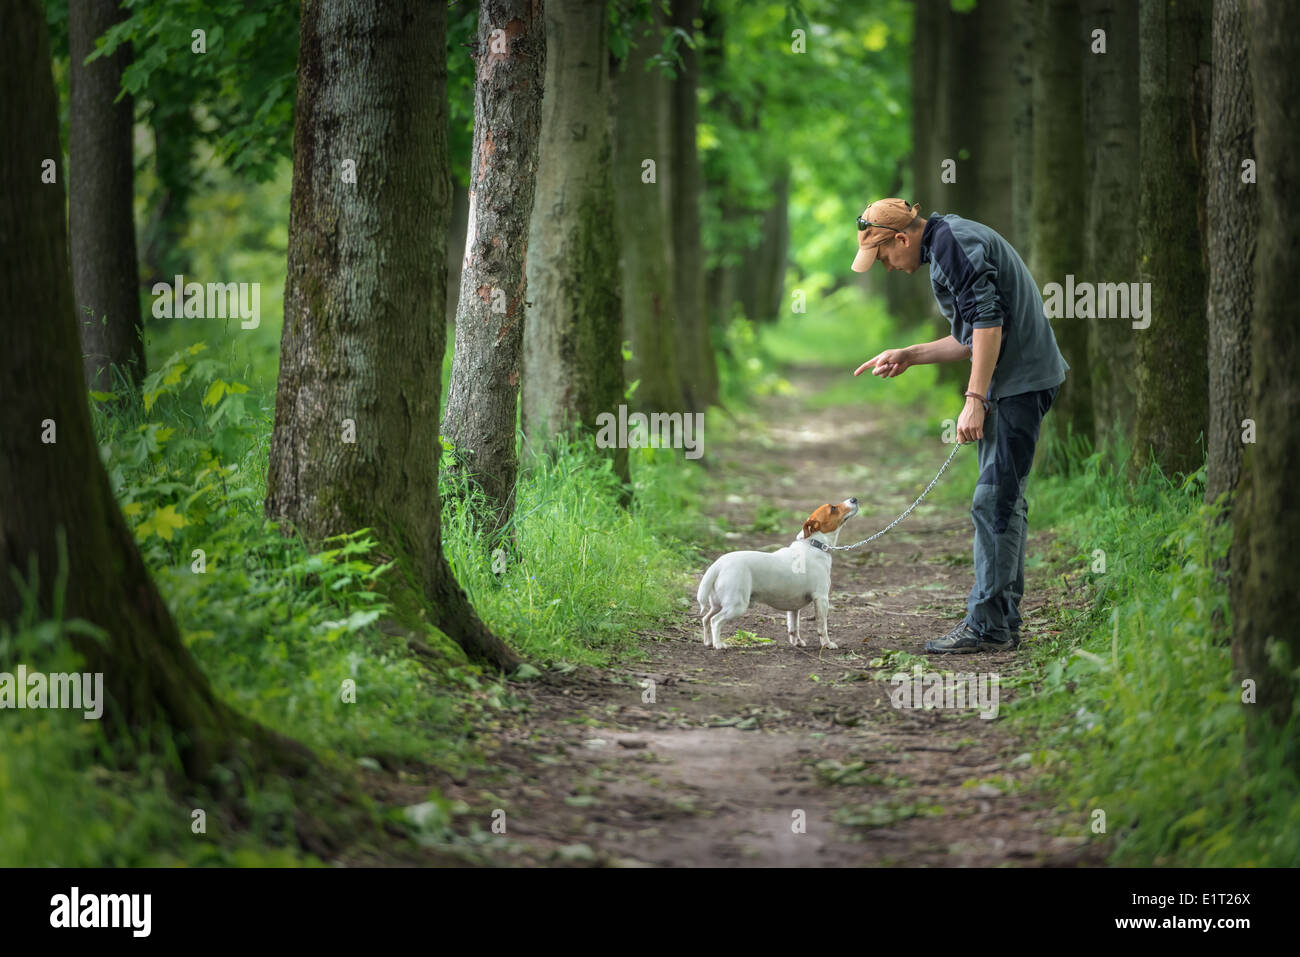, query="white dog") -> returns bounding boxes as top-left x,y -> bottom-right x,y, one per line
696,498 -> 859,651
